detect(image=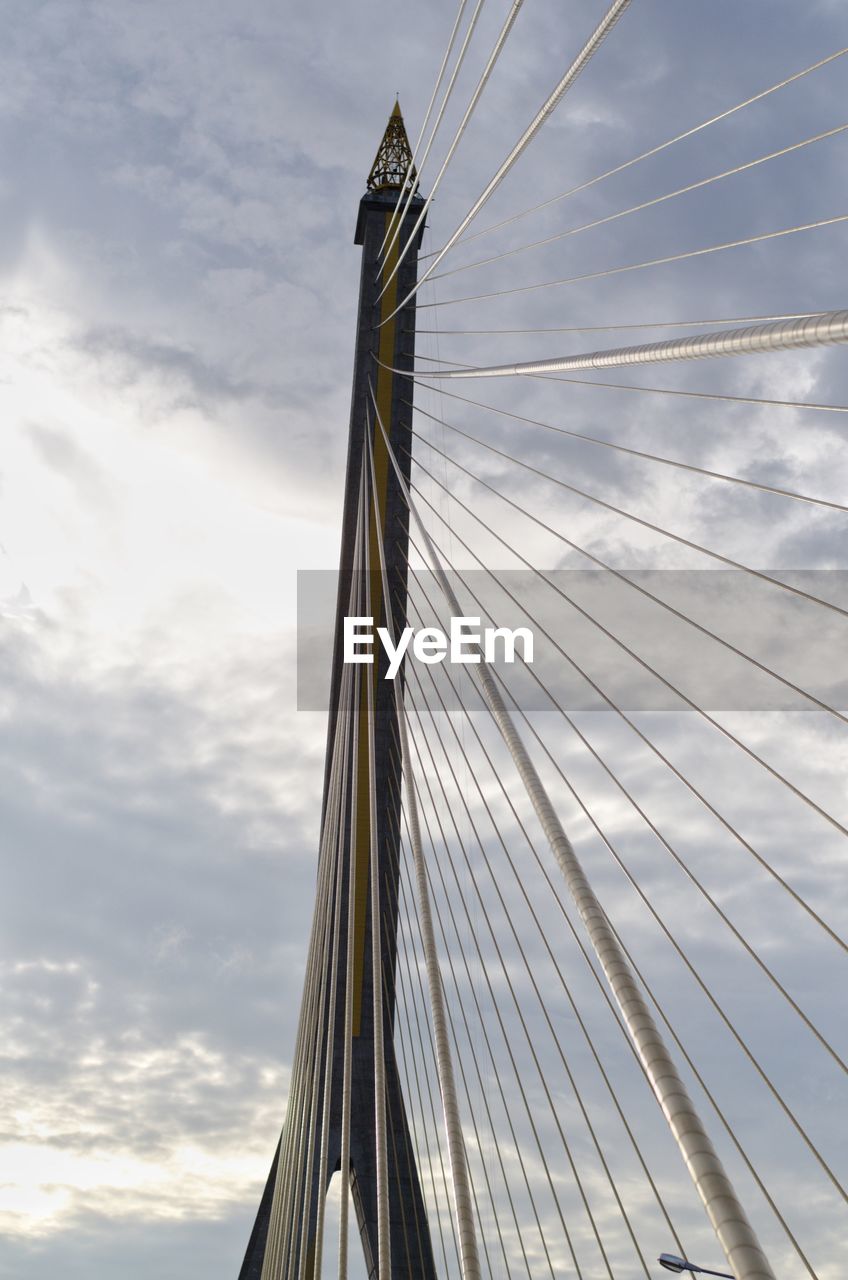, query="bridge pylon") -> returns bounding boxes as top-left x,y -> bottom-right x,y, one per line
238,102 -> 436,1280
